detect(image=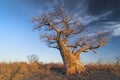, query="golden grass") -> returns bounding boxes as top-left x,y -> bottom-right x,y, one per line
0,60 -> 119,80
